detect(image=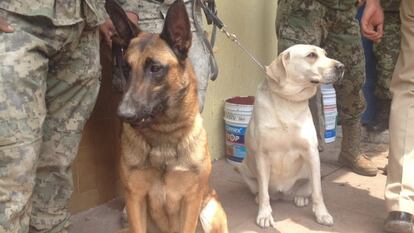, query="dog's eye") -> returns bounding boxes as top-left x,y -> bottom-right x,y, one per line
307,52 -> 318,59
150,64 -> 163,73
145,59 -> 168,79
